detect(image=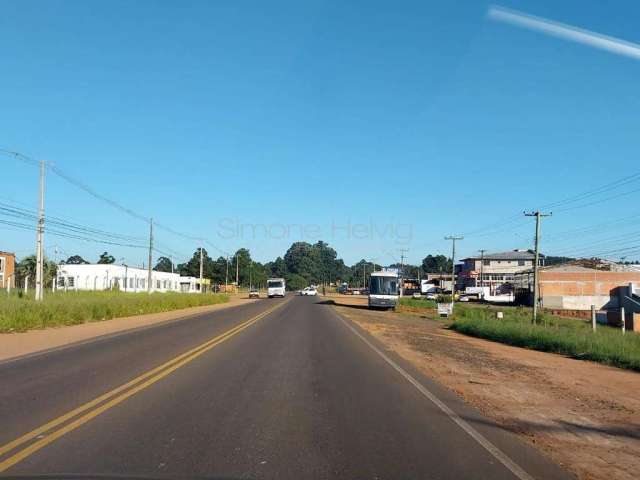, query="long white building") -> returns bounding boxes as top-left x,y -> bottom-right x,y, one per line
55,264 -> 203,293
